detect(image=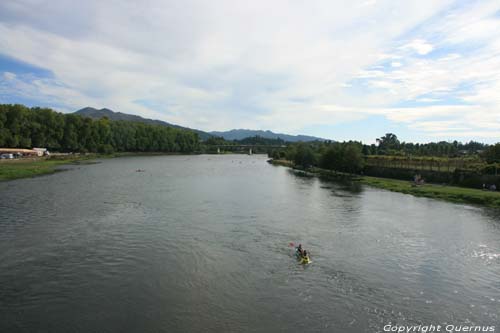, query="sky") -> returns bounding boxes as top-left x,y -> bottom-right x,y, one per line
0,0 -> 500,144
